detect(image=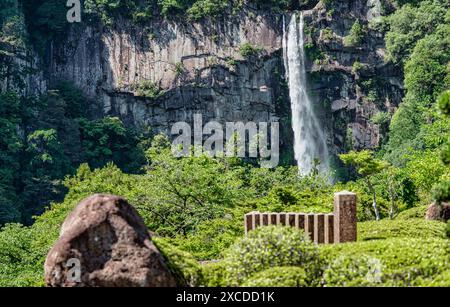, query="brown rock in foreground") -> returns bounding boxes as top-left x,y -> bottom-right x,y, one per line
426,202 -> 450,222
44,194 -> 177,287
